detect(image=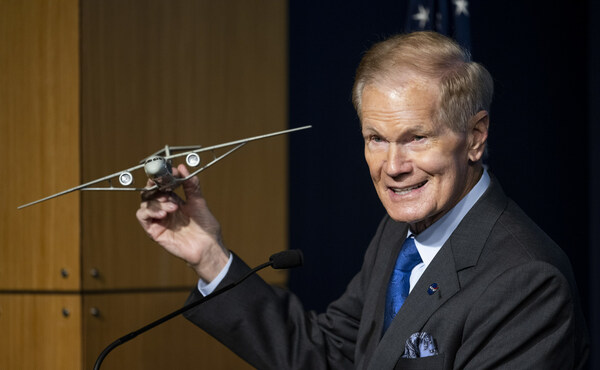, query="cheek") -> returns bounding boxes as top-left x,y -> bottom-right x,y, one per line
424,157 -> 468,202
414,142 -> 466,176
365,152 -> 383,179
413,151 -> 451,175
